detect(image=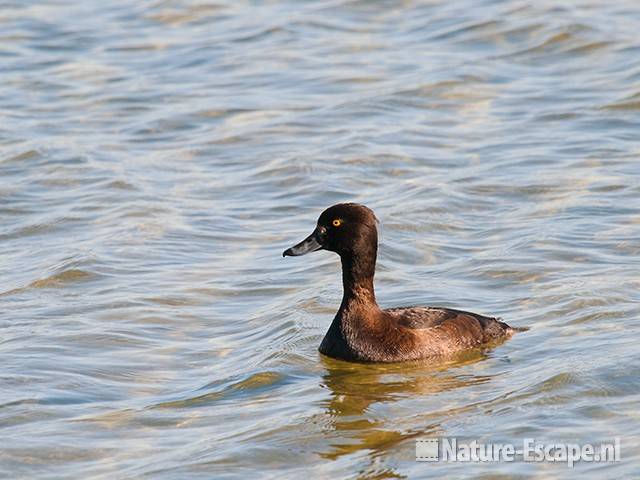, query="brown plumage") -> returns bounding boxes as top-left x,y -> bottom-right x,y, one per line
283,203 -> 519,363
